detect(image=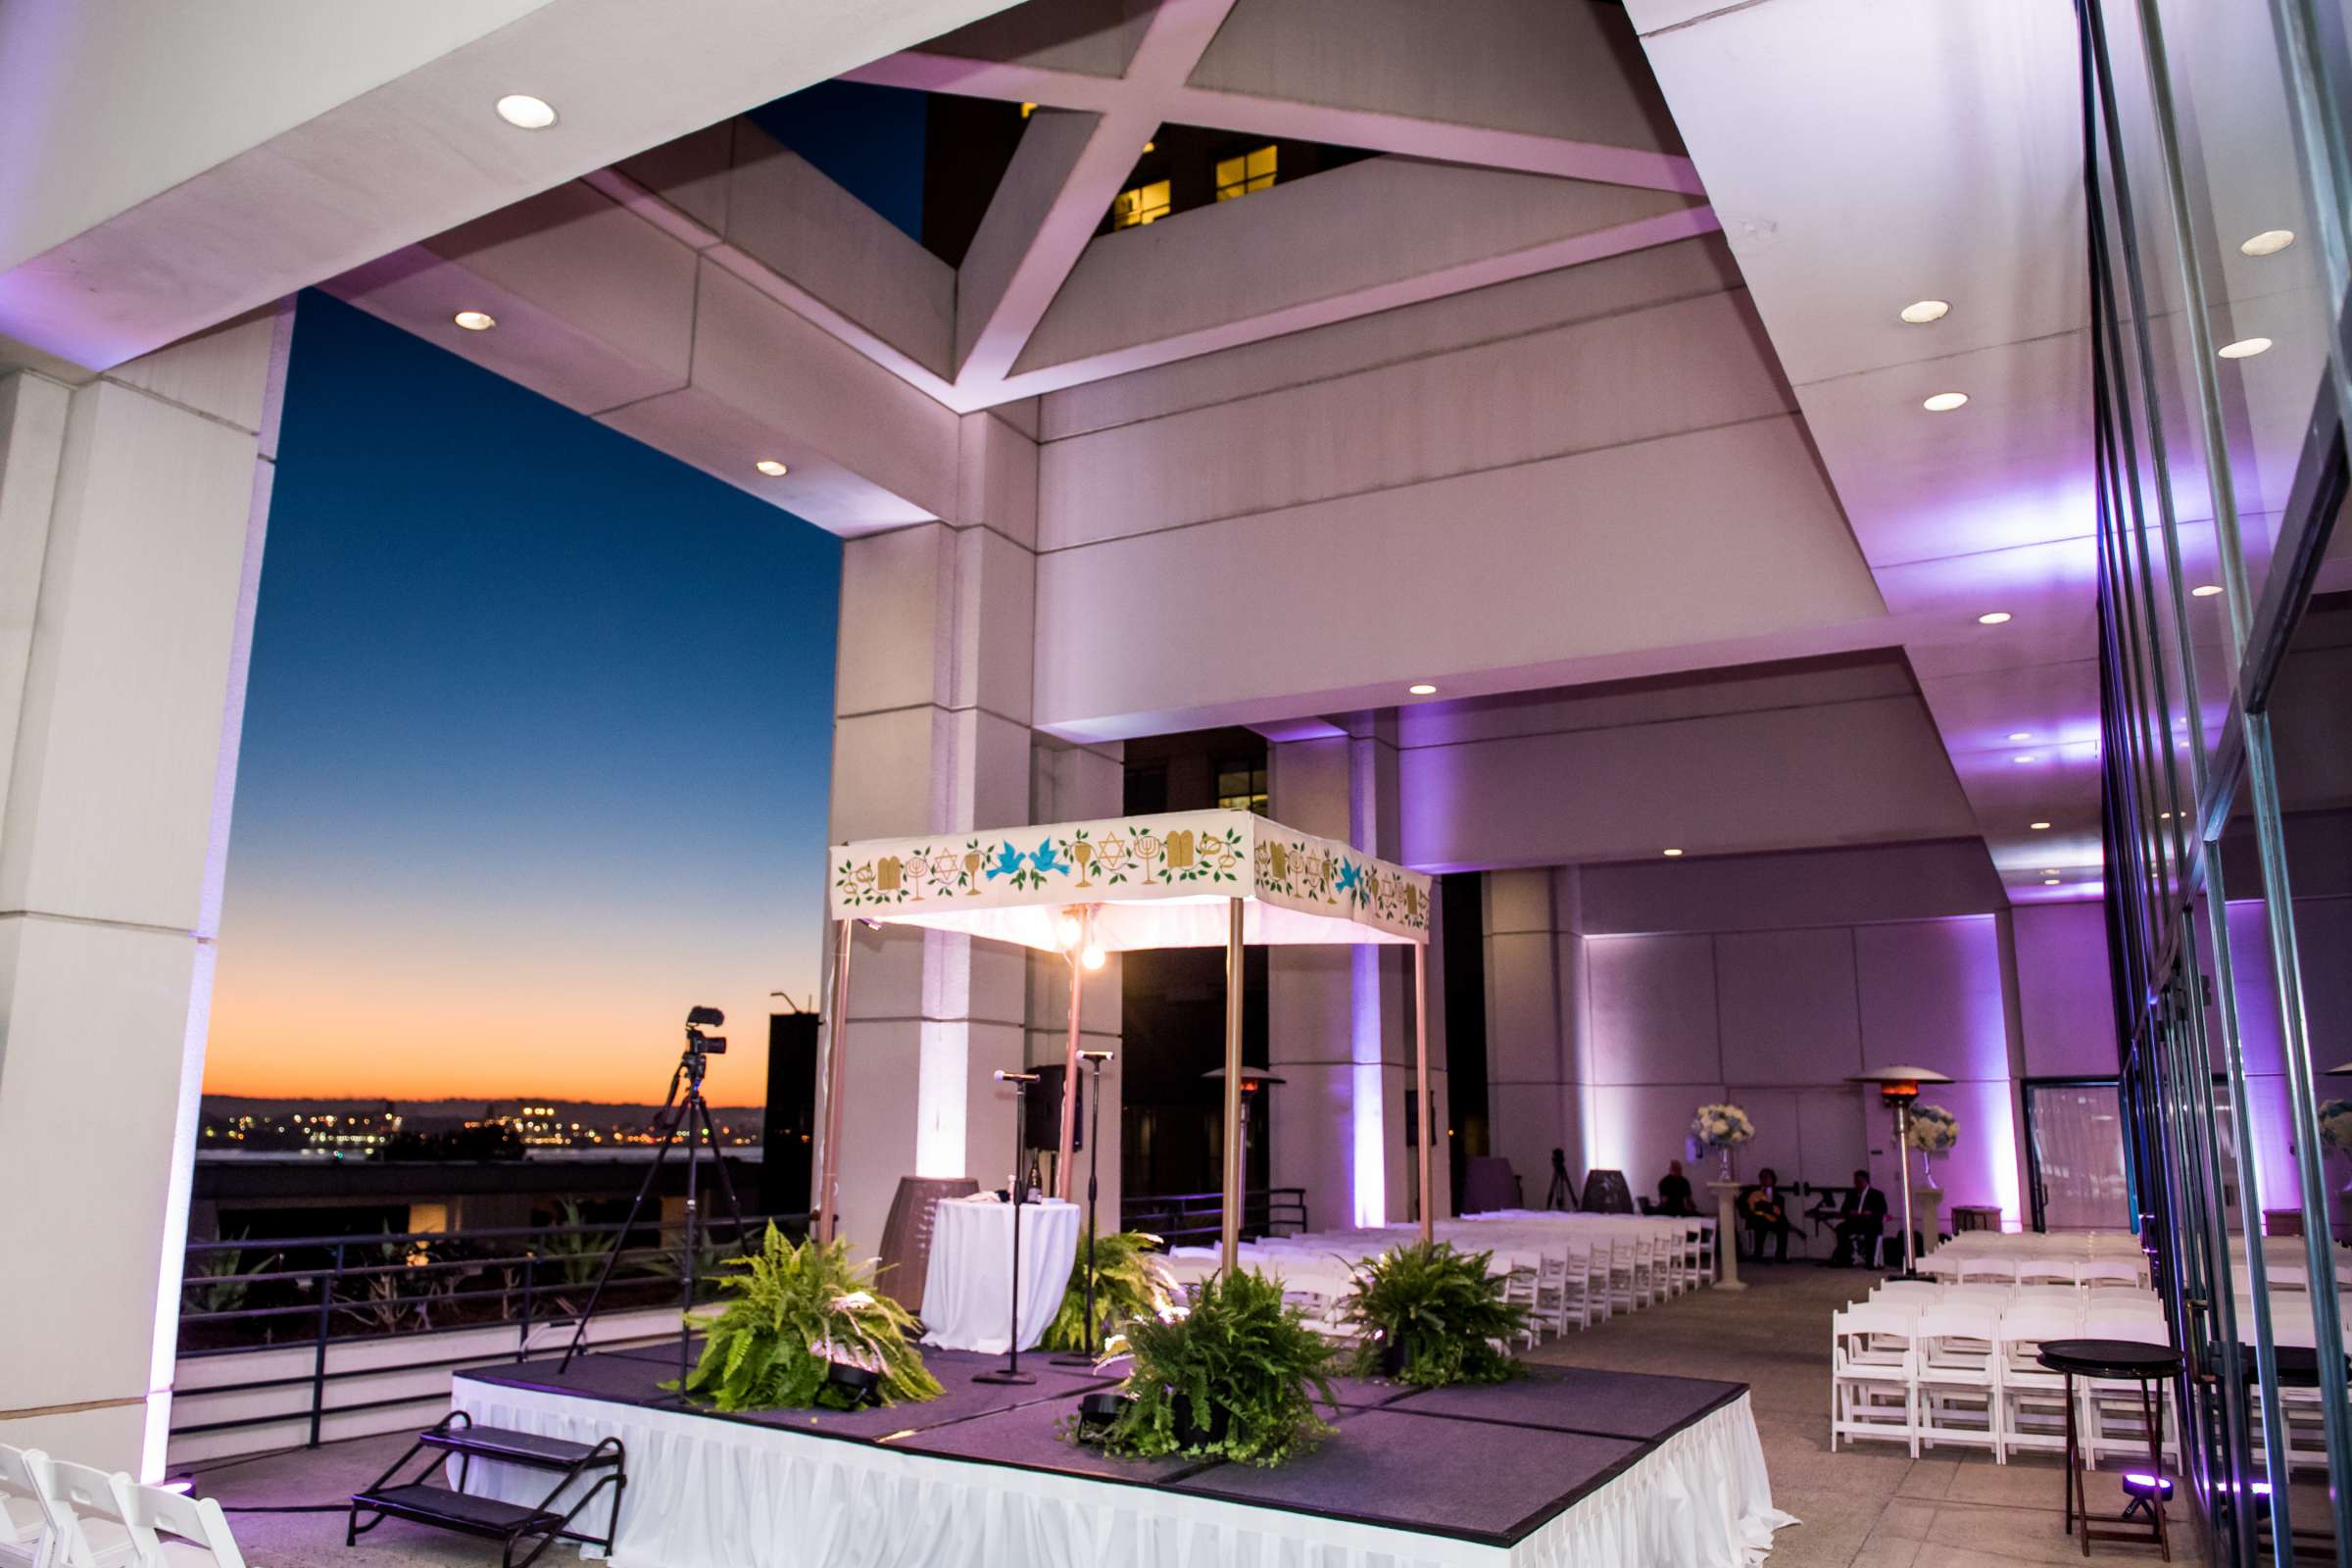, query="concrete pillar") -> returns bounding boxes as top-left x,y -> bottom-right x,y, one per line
1267,711 -> 1444,1231
0,305 -> 292,1475
820,411 -> 1123,1254
1482,867 -> 1587,1201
